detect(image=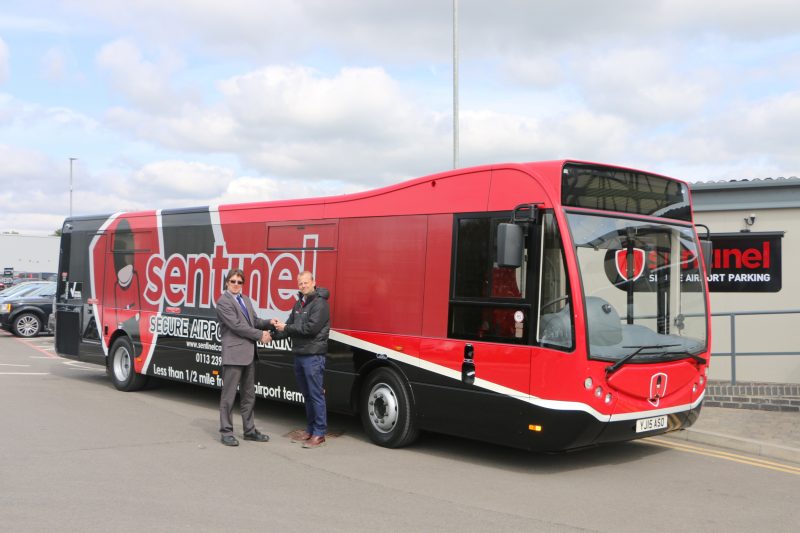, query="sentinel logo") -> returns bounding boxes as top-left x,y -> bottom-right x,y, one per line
143,237 -> 318,312
615,249 -> 645,281
648,372 -> 668,407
